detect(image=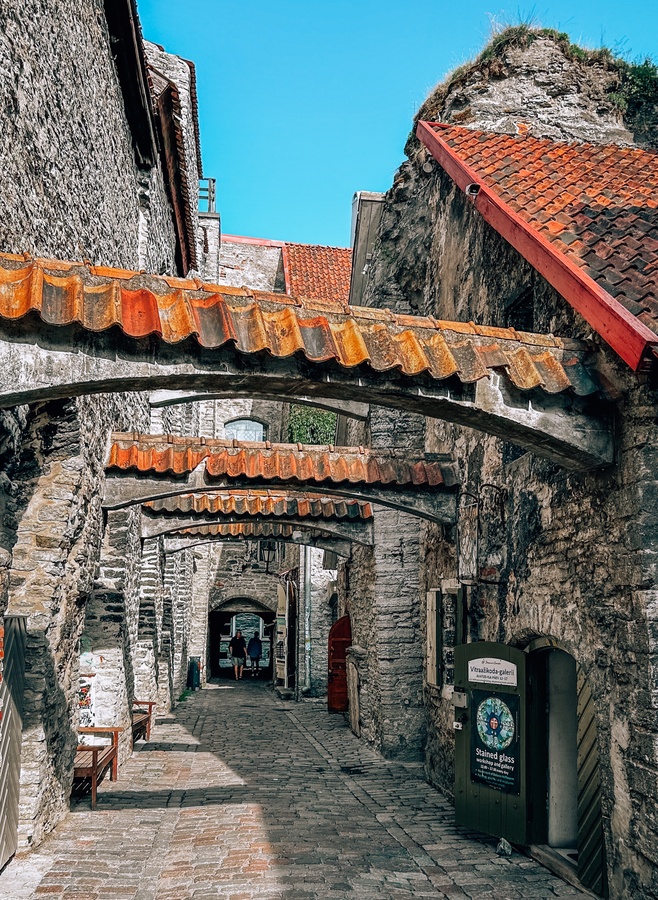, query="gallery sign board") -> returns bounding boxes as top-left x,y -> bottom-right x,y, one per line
454,641 -> 528,845
468,657 -> 517,687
